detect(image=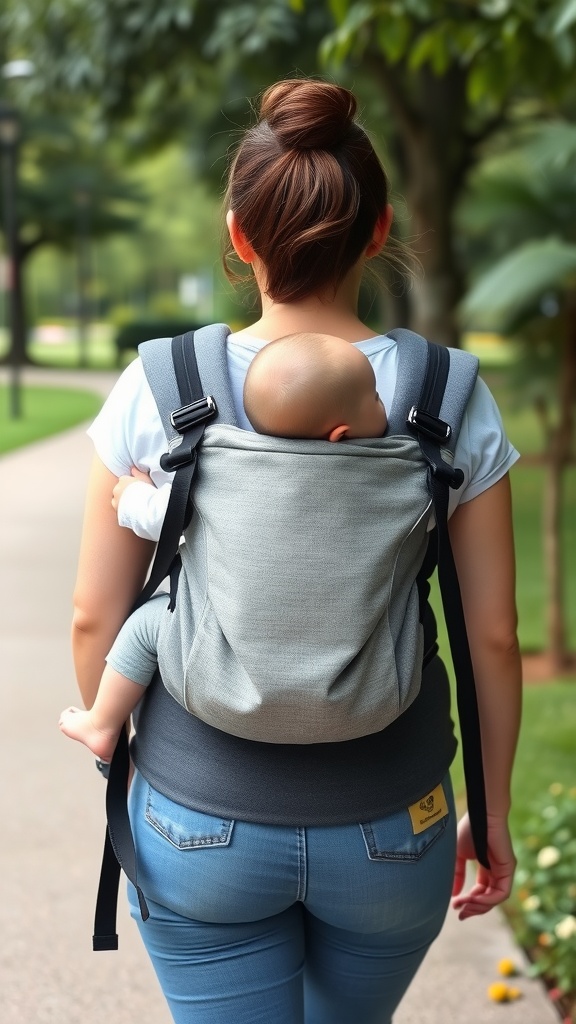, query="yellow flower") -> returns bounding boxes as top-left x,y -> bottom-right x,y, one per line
549,782 -> 564,796
488,982 -> 511,1002
554,915 -> 576,941
507,987 -> 522,1000
497,959 -> 517,977
522,895 -> 541,912
537,845 -> 561,868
